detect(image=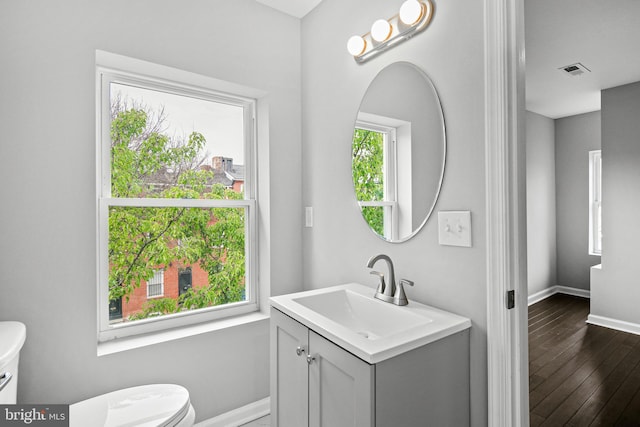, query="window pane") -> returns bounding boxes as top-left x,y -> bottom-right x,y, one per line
361,206 -> 384,235
596,154 -> 602,201
110,83 -> 246,199
595,202 -> 602,253
352,128 -> 384,202
589,150 -> 602,255
108,206 -> 246,324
